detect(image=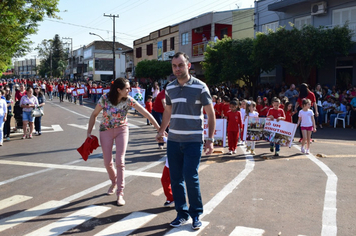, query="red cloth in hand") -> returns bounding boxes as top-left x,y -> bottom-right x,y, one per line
77,136 -> 100,161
